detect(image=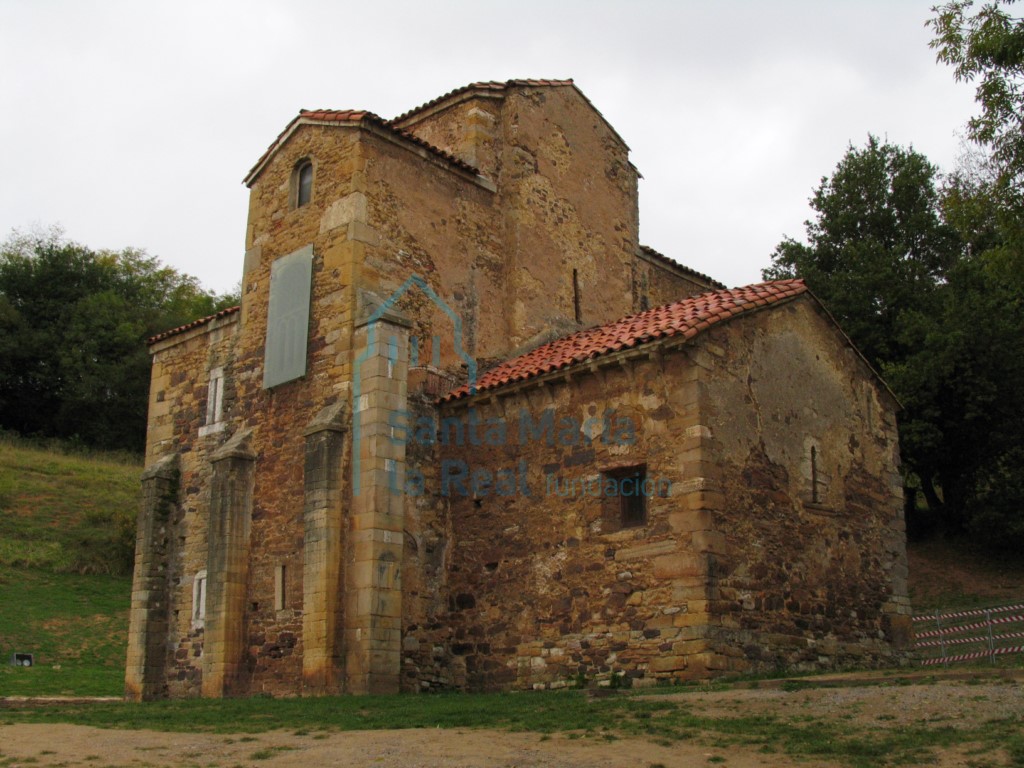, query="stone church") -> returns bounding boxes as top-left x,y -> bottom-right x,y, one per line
125,79 -> 912,700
